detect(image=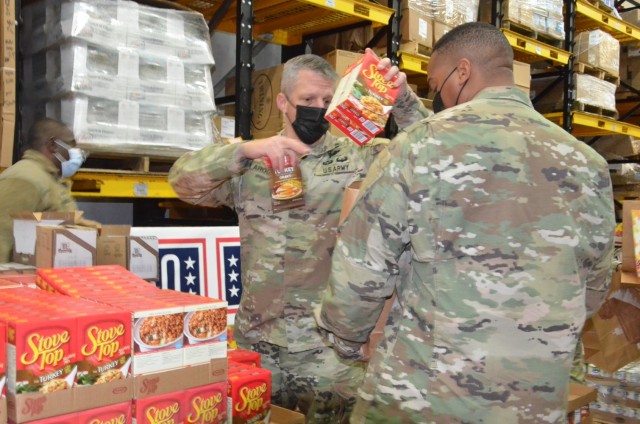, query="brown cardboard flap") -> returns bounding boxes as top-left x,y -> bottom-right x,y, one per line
8,389 -> 74,423
74,377 -> 133,411
567,383 -> 597,412
133,358 -> 227,399
622,200 -> 640,272
100,225 -> 131,237
338,181 -> 362,225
